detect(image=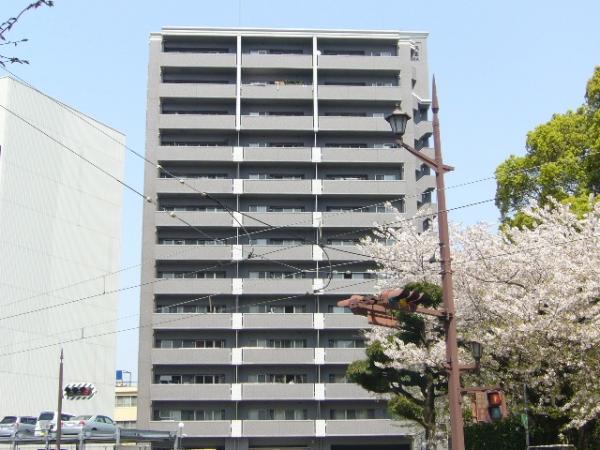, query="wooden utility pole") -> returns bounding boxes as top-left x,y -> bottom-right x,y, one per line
56,348 -> 64,450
